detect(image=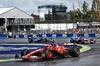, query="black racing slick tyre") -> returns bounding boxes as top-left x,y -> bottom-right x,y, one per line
70,39 -> 74,43
28,37 -> 33,43
21,49 -> 31,57
15,53 -> 19,59
42,49 -> 53,60
70,38 -> 76,43
78,40 -> 84,44
69,46 -> 80,57
43,38 -> 47,43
